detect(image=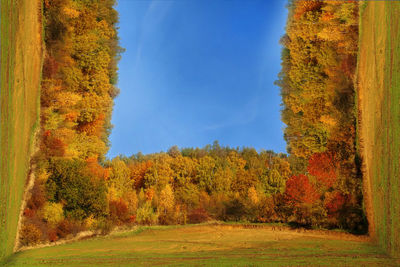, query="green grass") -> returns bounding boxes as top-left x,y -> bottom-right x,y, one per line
4,225 -> 399,266
0,0 -> 42,262
1,0 -> 19,261
358,1 -> 400,258
384,2 -> 400,257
